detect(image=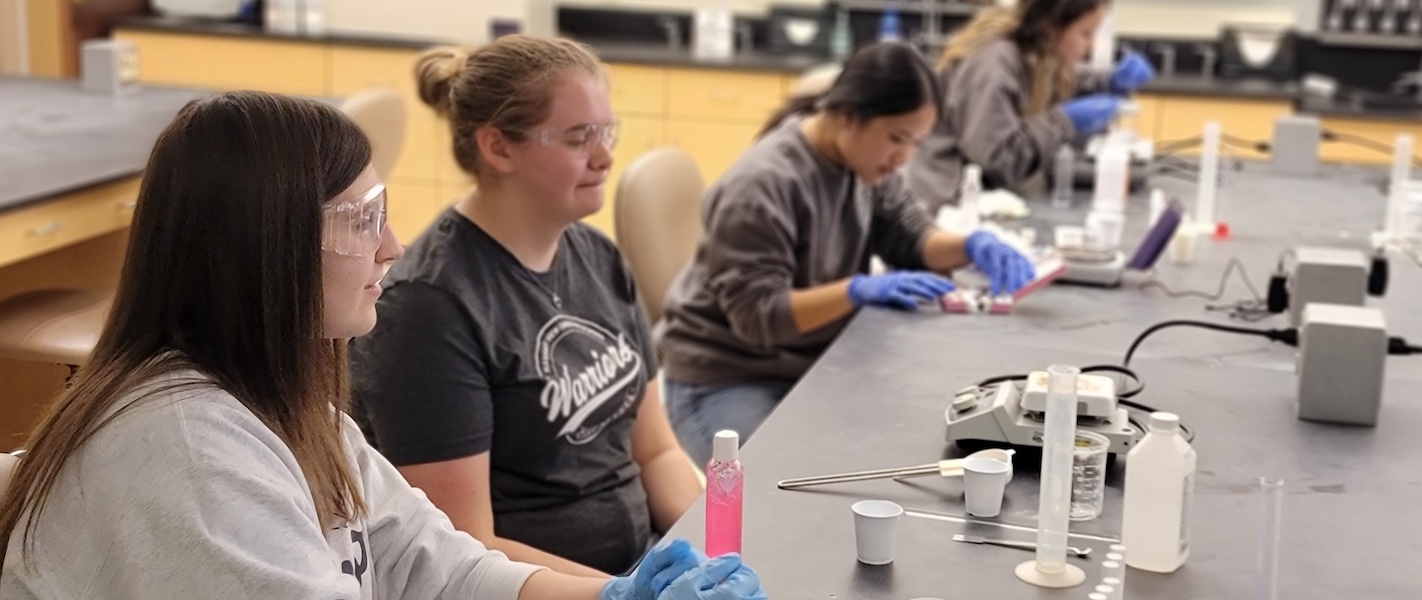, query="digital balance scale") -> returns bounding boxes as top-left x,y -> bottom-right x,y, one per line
944,371 -> 1141,455
1056,199 -> 1184,287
